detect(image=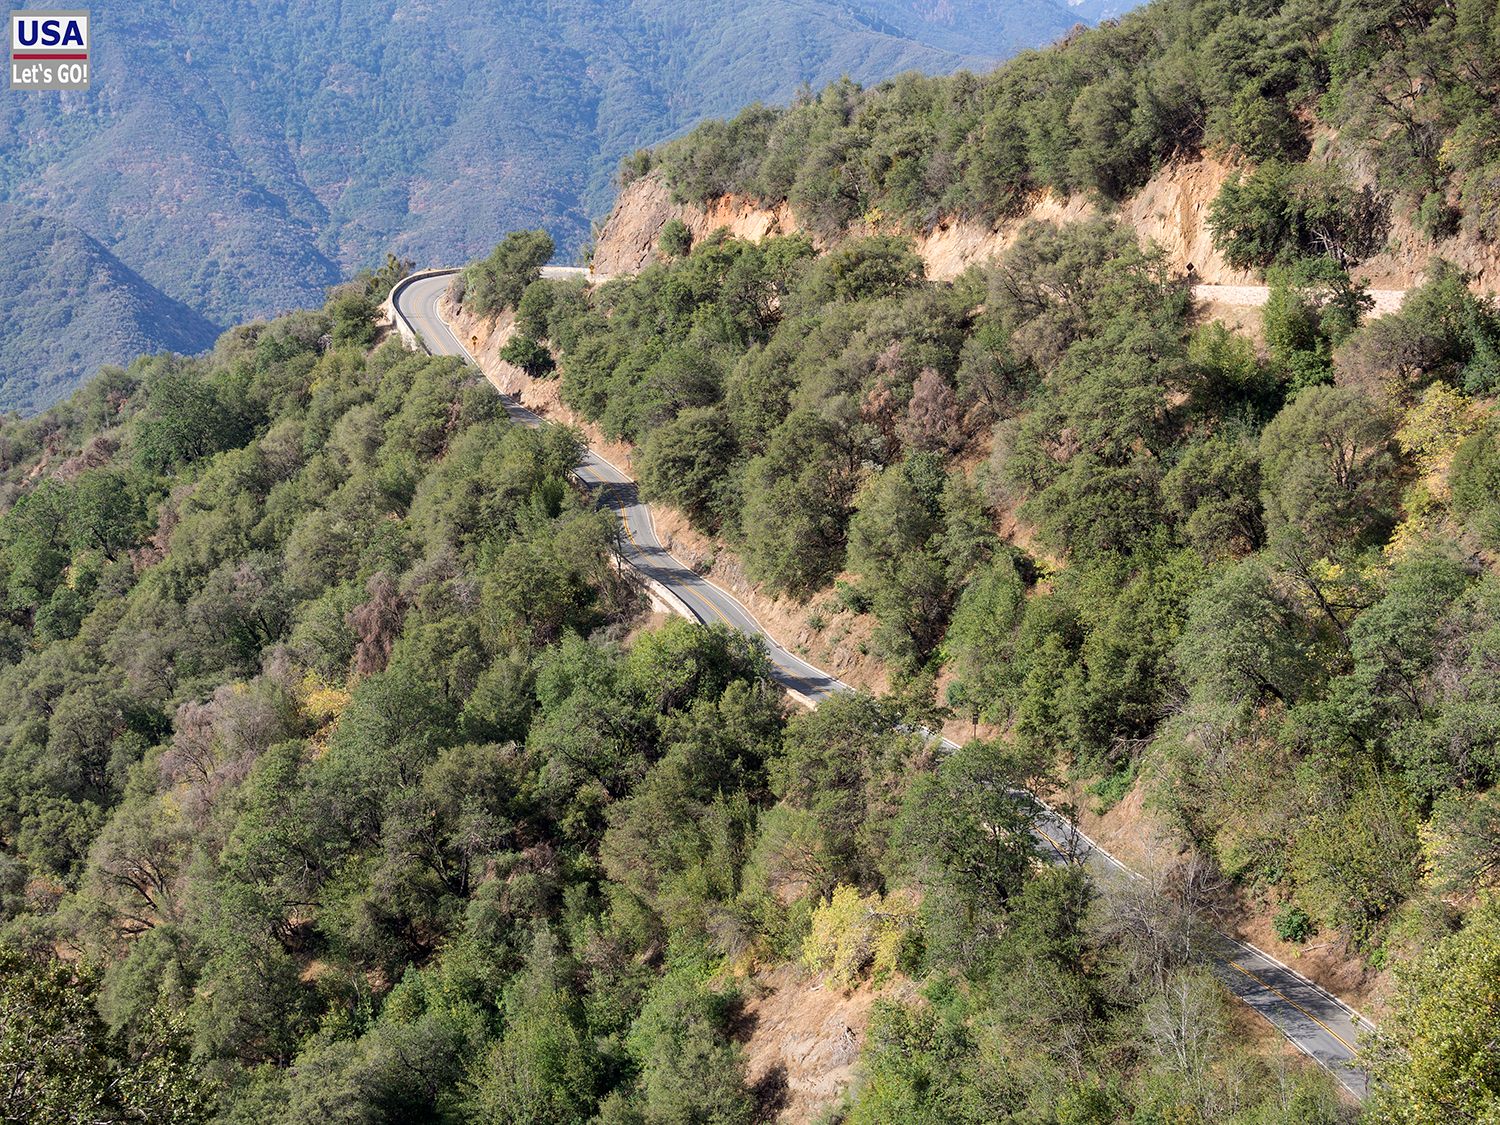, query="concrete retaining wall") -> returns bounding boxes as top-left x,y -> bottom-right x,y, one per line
383,268 -> 459,353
